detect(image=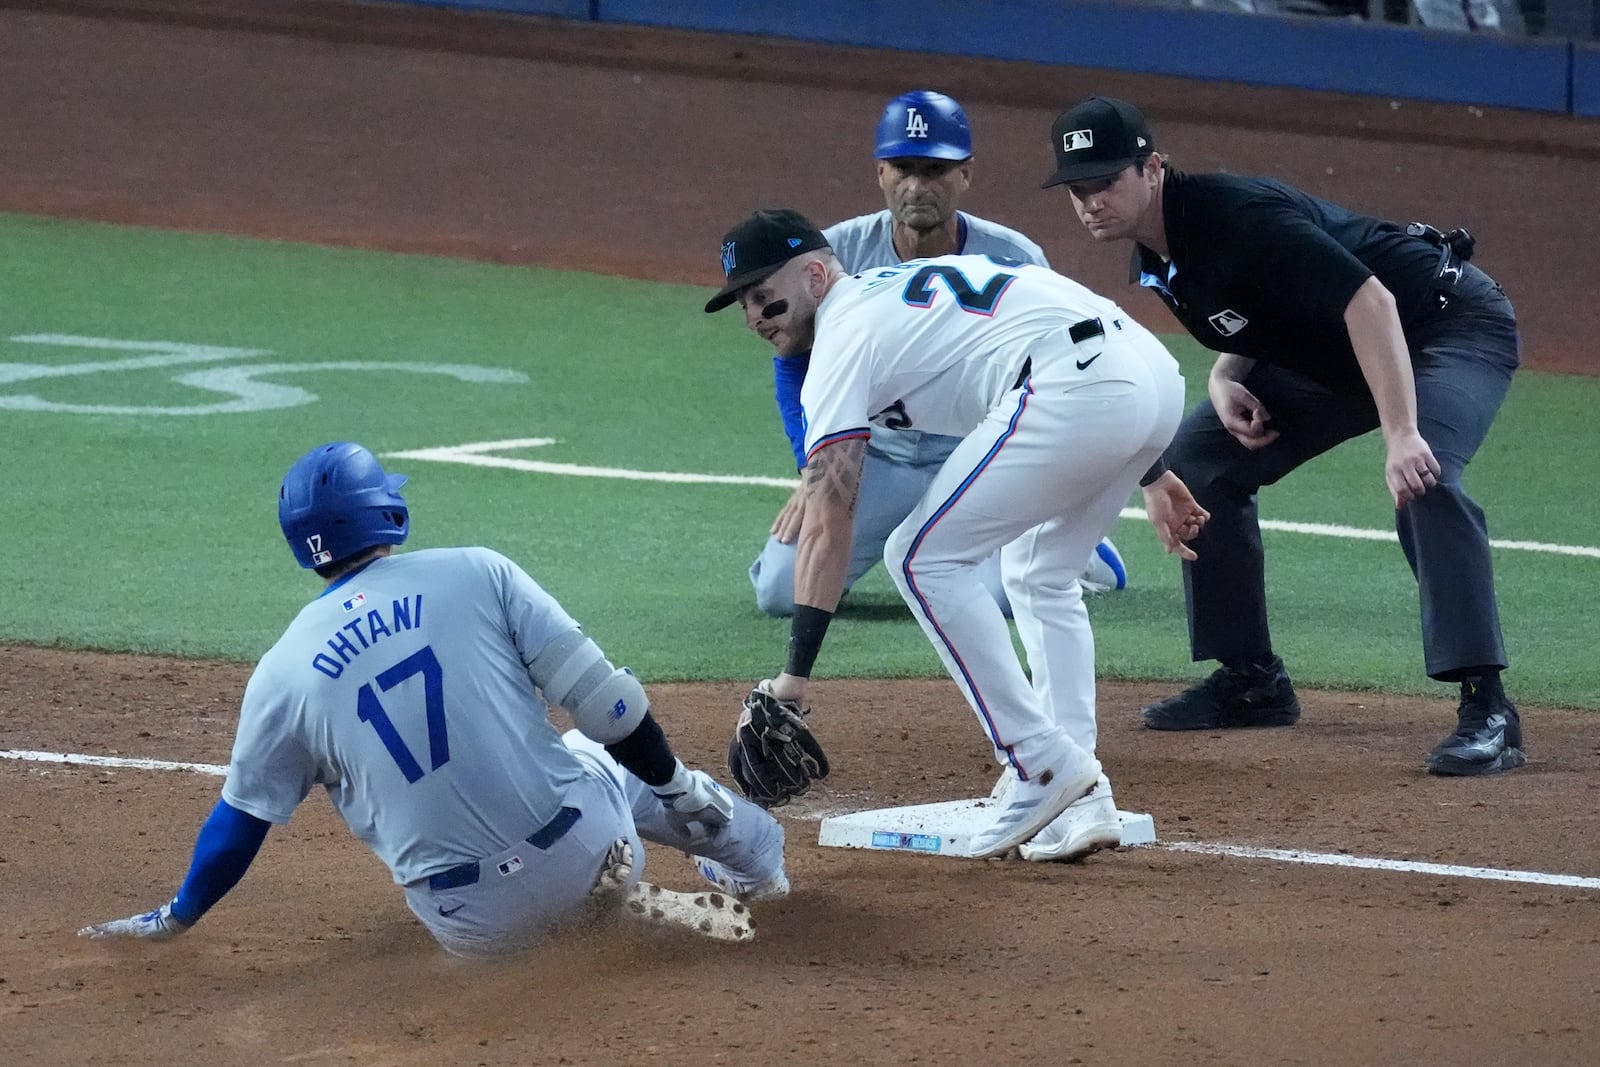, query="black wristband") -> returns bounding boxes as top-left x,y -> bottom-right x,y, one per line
603,712 -> 678,787
785,604 -> 835,678
1138,456 -> 1169,488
